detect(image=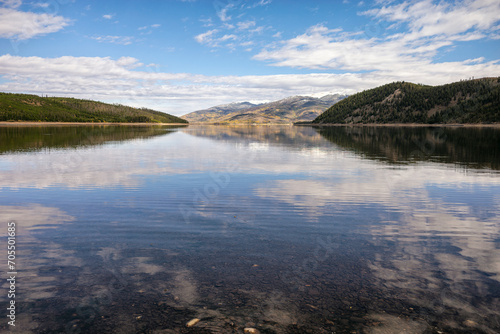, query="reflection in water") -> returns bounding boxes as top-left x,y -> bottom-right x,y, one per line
315,125 -> 500,170
0,205 -> 78,331
0,125 -> 499,333
182,125 -> 326,148
0,124 -> 185,154
254,167 -> 500,331
0,204 -> 74,237
368,198 -> 500,332
0,125 -> 187,189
